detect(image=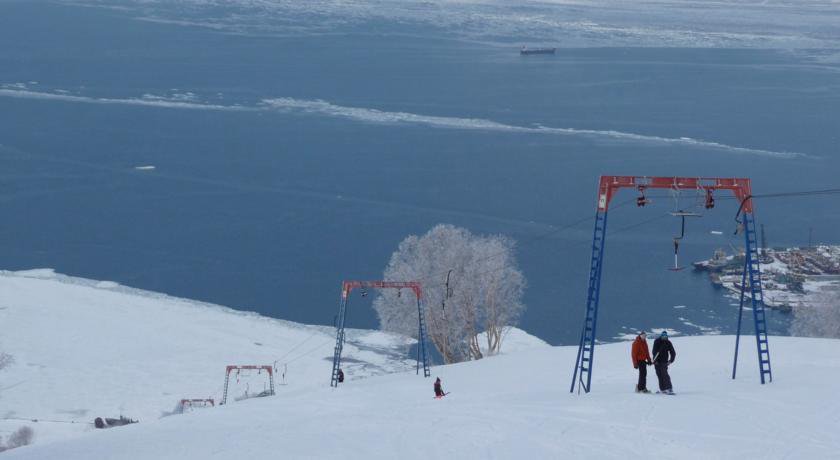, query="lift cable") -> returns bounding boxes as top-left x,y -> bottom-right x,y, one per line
412,186 -> 839,291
